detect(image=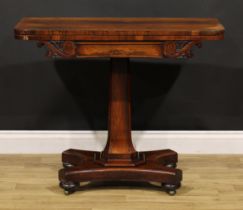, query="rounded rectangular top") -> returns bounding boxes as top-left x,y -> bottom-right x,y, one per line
15,17 -> 224,41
